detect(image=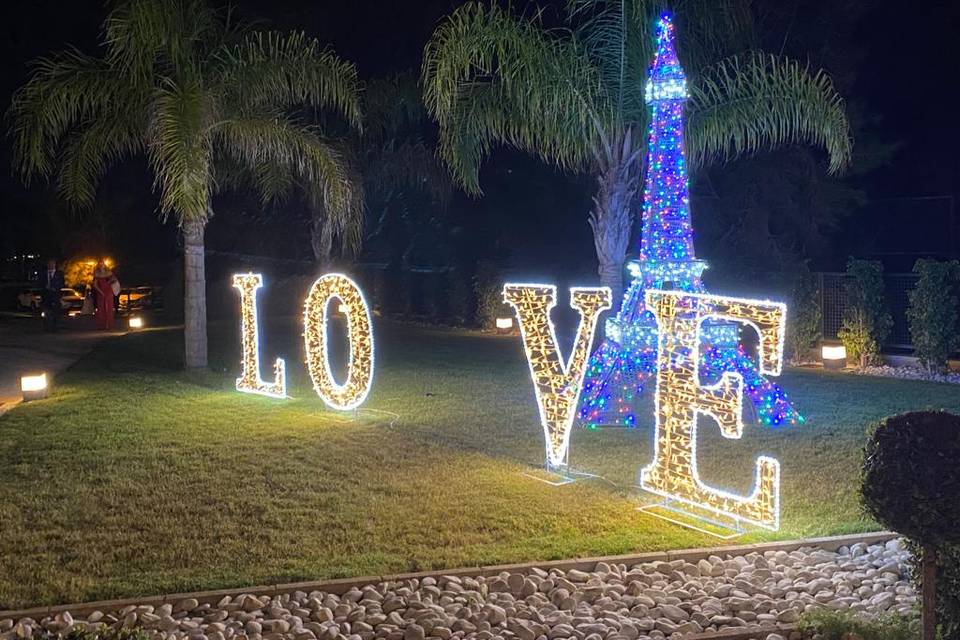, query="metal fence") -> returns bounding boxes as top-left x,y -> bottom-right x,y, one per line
817,272 -> 918,349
